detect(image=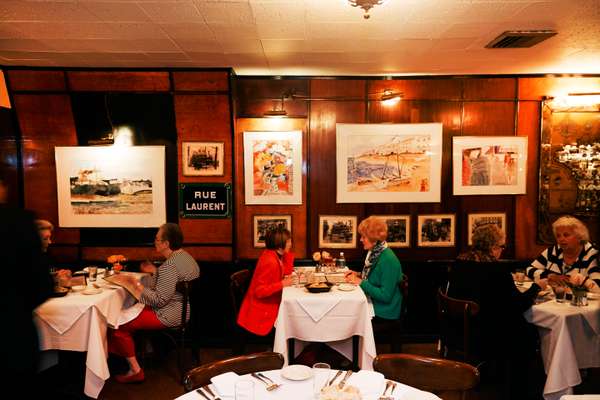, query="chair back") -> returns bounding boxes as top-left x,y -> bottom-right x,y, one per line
230,269 -> 251,318
183,351 -> 284,391
176,280 -> 192,331
373,353 -> 480,400
437,288 -> 480,363
399,273 -> 408,316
